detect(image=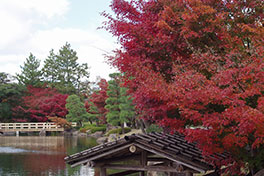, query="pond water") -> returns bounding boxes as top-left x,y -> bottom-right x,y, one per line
0,136 -> 97,176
